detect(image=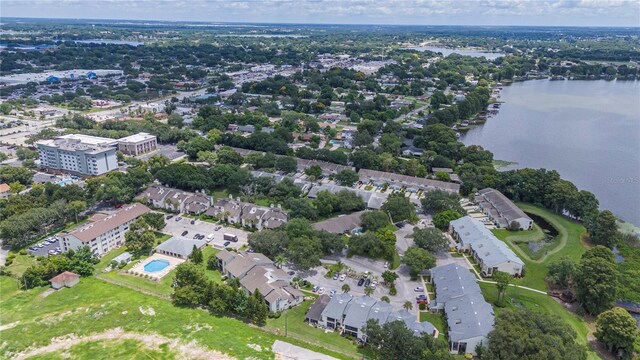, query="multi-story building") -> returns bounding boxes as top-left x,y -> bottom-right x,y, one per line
137,186 -> 211,214
60,203 -> 150,256
117,132 -> 157,156
36,134 -> 118,176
